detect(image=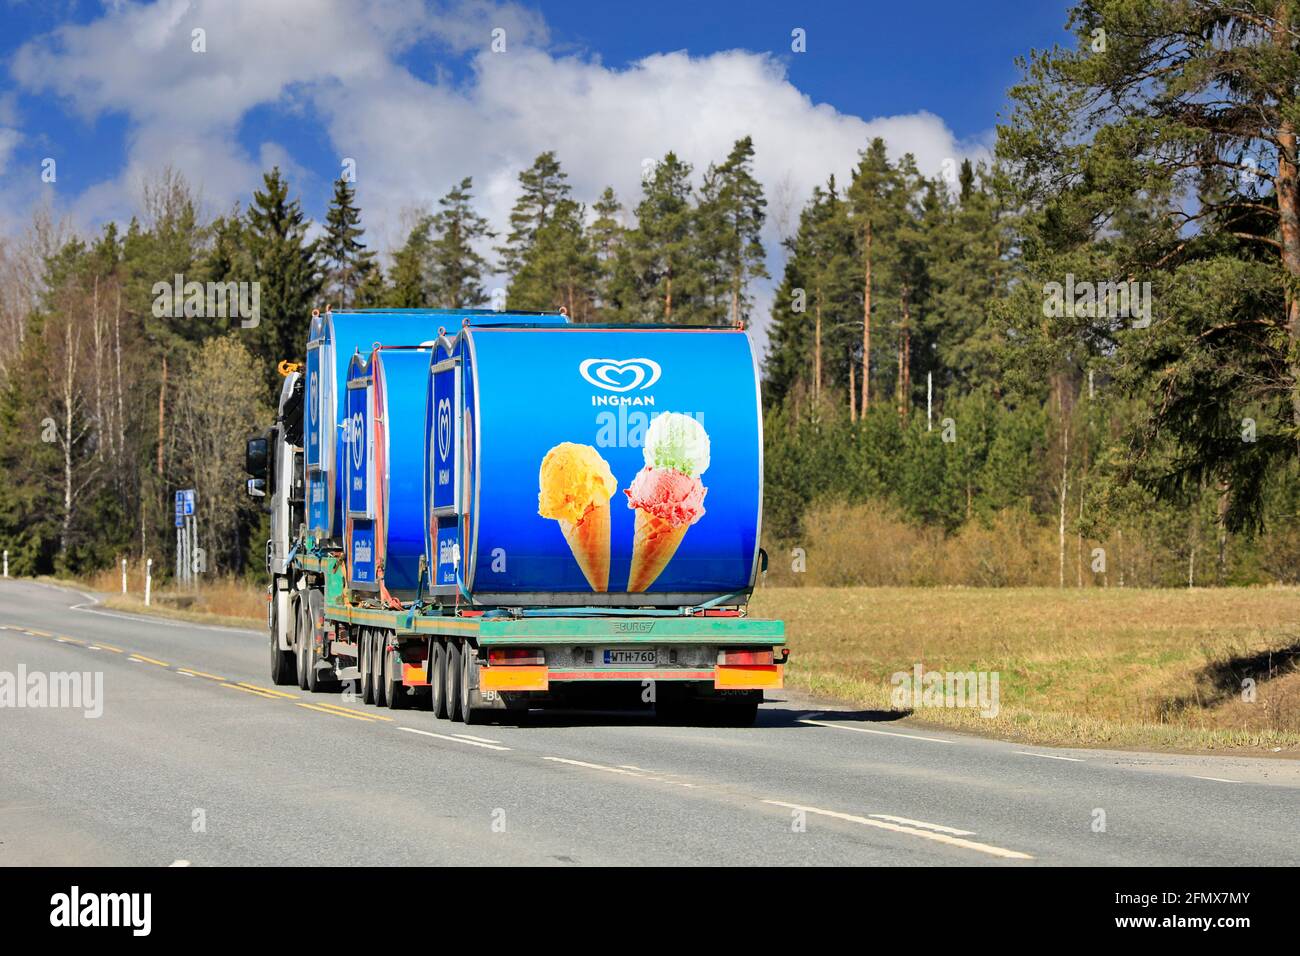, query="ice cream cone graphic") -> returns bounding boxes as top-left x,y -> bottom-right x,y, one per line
538,442 -> 617,591
624,413 -> 710,592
